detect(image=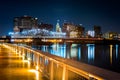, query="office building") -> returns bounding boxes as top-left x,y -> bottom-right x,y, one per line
56,20 -> 61,32
94,25 -> 102,38
103,32 -> 118,39
62,23 -> 85,38
75,25 -> 85,37
13,15 -> 38,32
38,23 -> 53,31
